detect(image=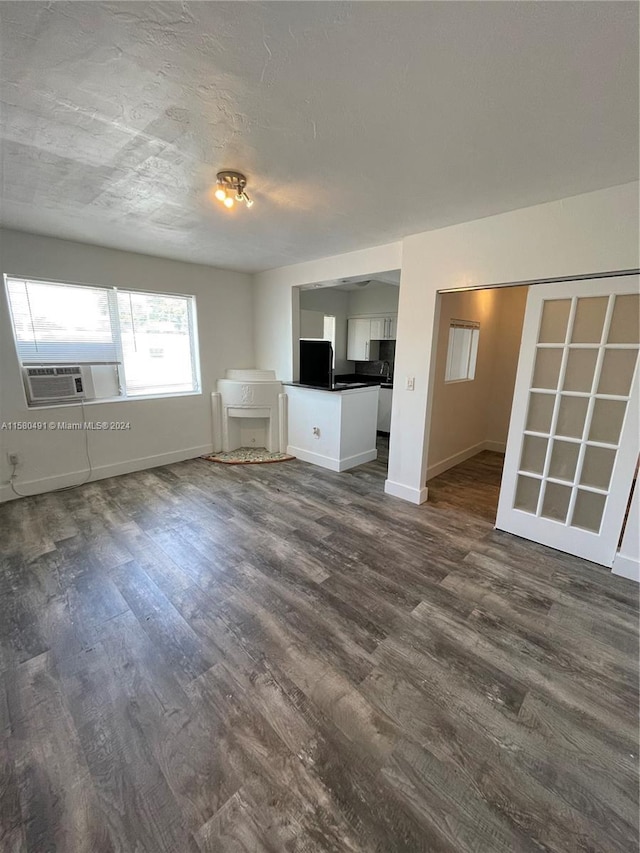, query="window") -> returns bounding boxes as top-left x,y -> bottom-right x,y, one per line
445,319 -> 480,382
117,291 -> 198,396
5,276 -> 200,404
7,278 -> 118,364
